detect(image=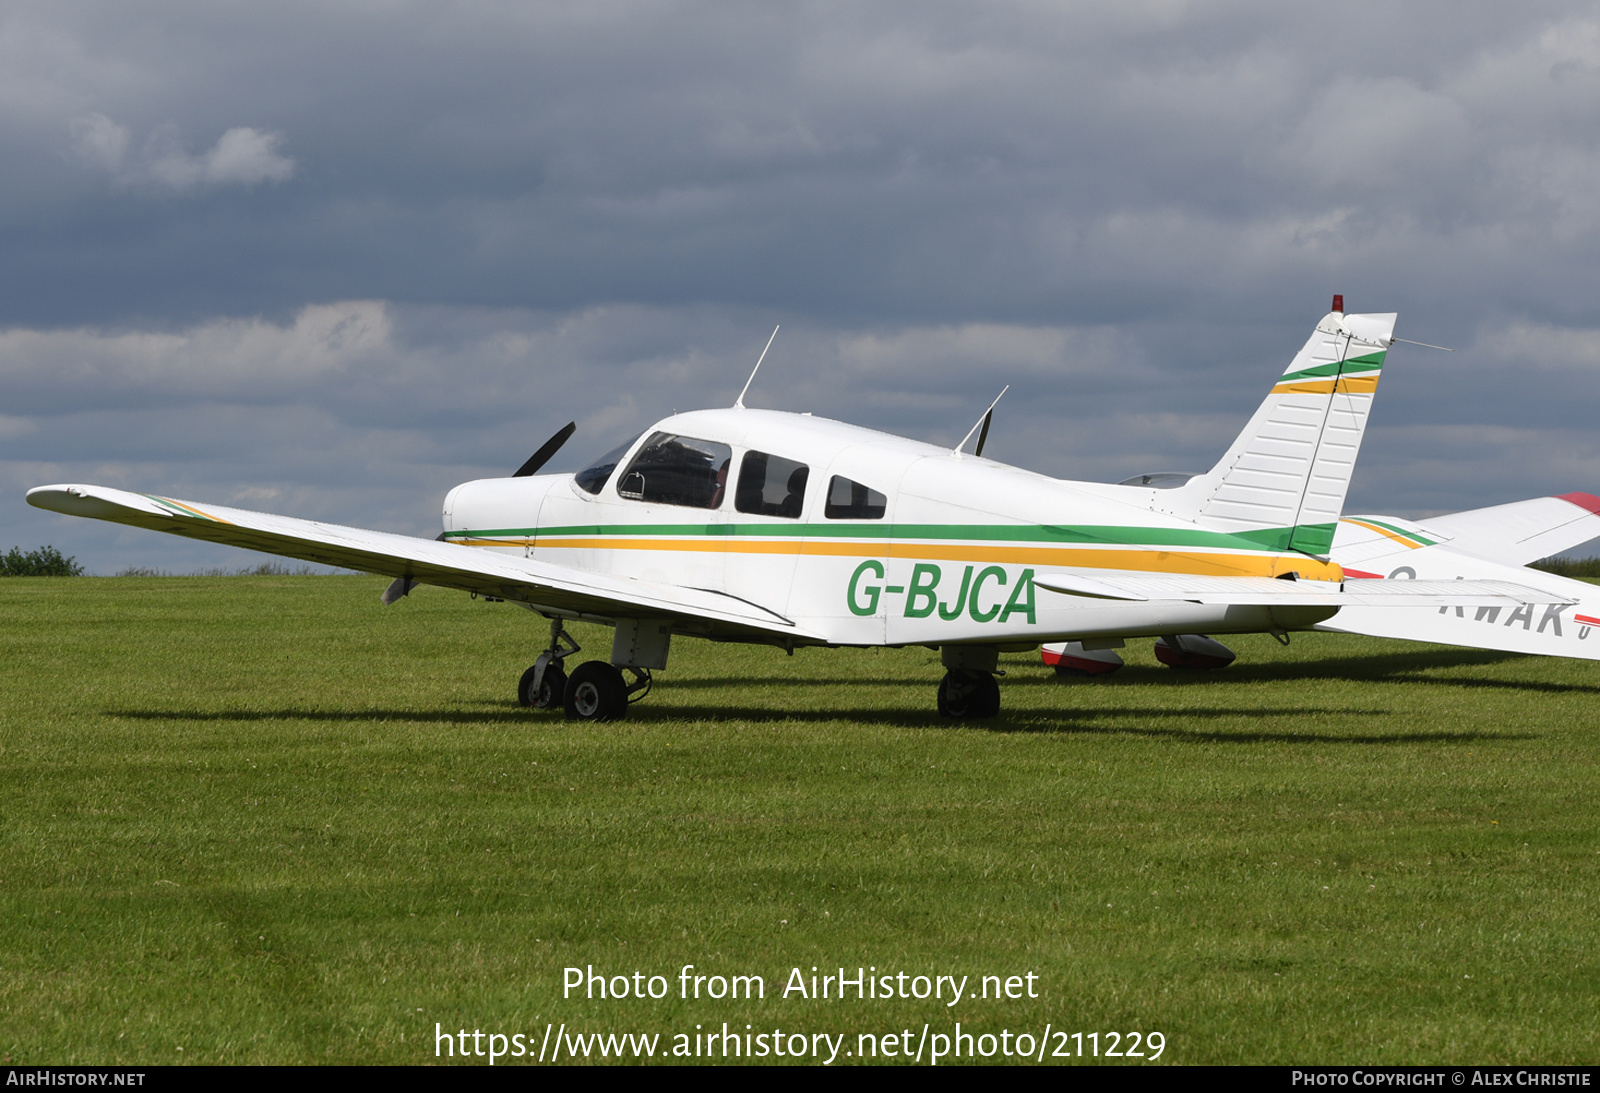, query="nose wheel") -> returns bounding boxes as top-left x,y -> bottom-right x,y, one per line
518,662 -> 567,709
517,618 -> 581,709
